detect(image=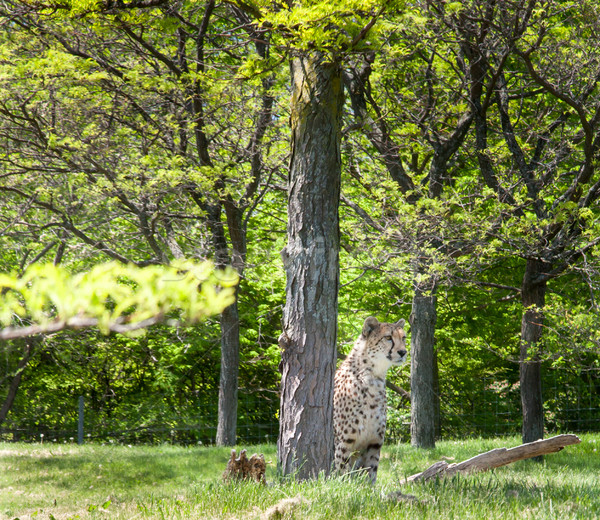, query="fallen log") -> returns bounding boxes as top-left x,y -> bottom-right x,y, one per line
401,434 -> 581,485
